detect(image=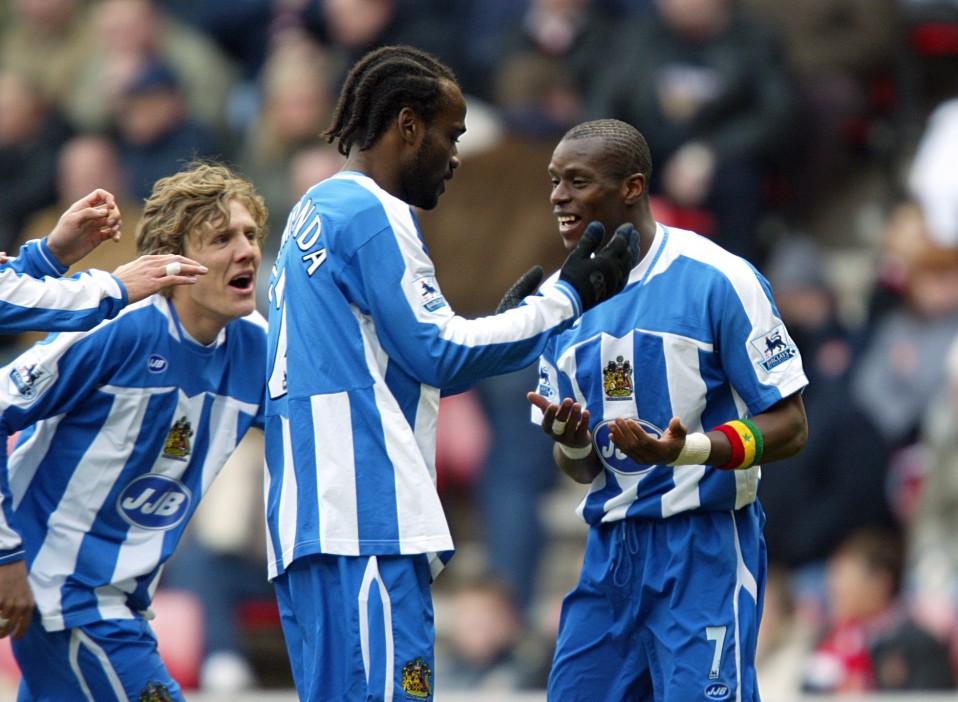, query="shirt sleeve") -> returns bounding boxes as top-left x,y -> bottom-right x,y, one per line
0,238 -> 128,334
0,325 -> 122,560
343,223 -> 581,389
